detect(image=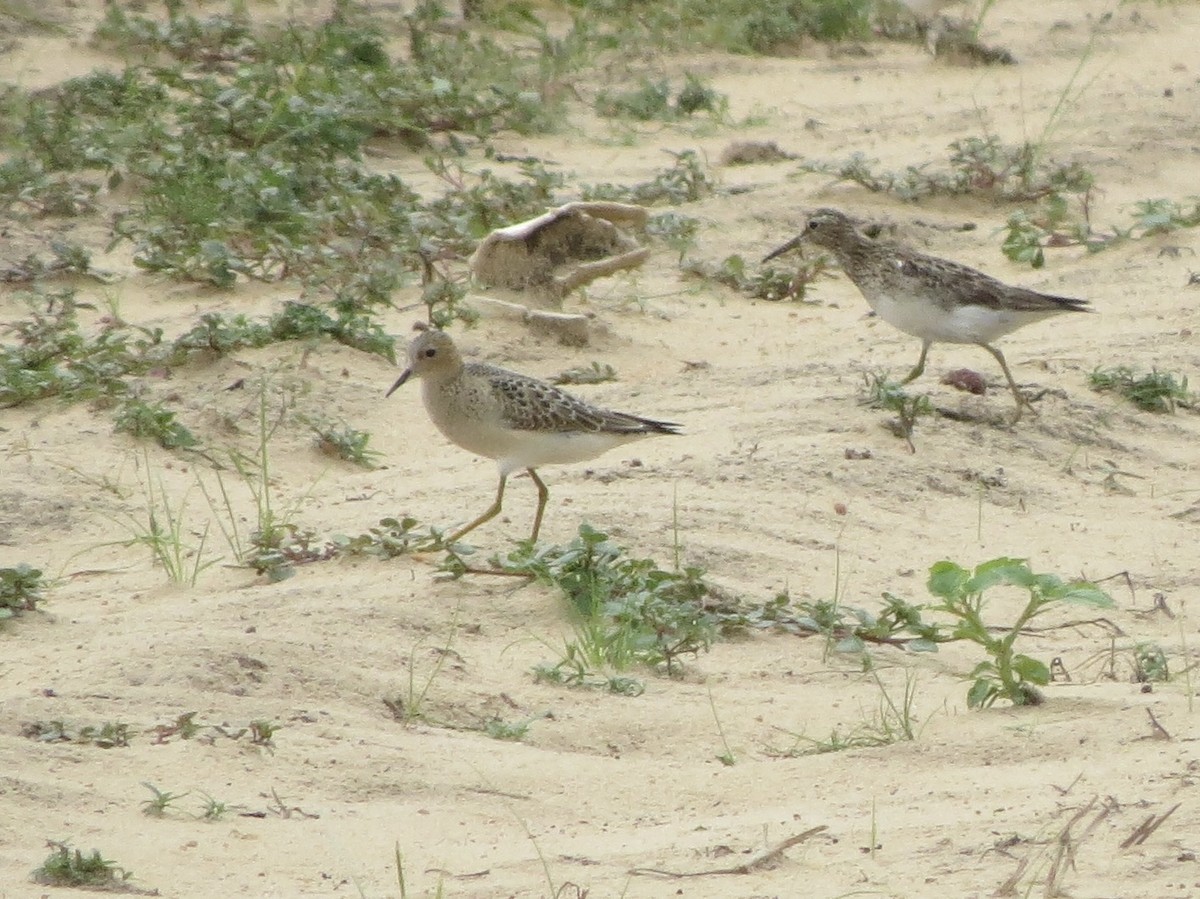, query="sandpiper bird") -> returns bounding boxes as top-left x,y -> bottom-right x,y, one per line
386,324 -> 680,543
763,208 -> 1092,421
